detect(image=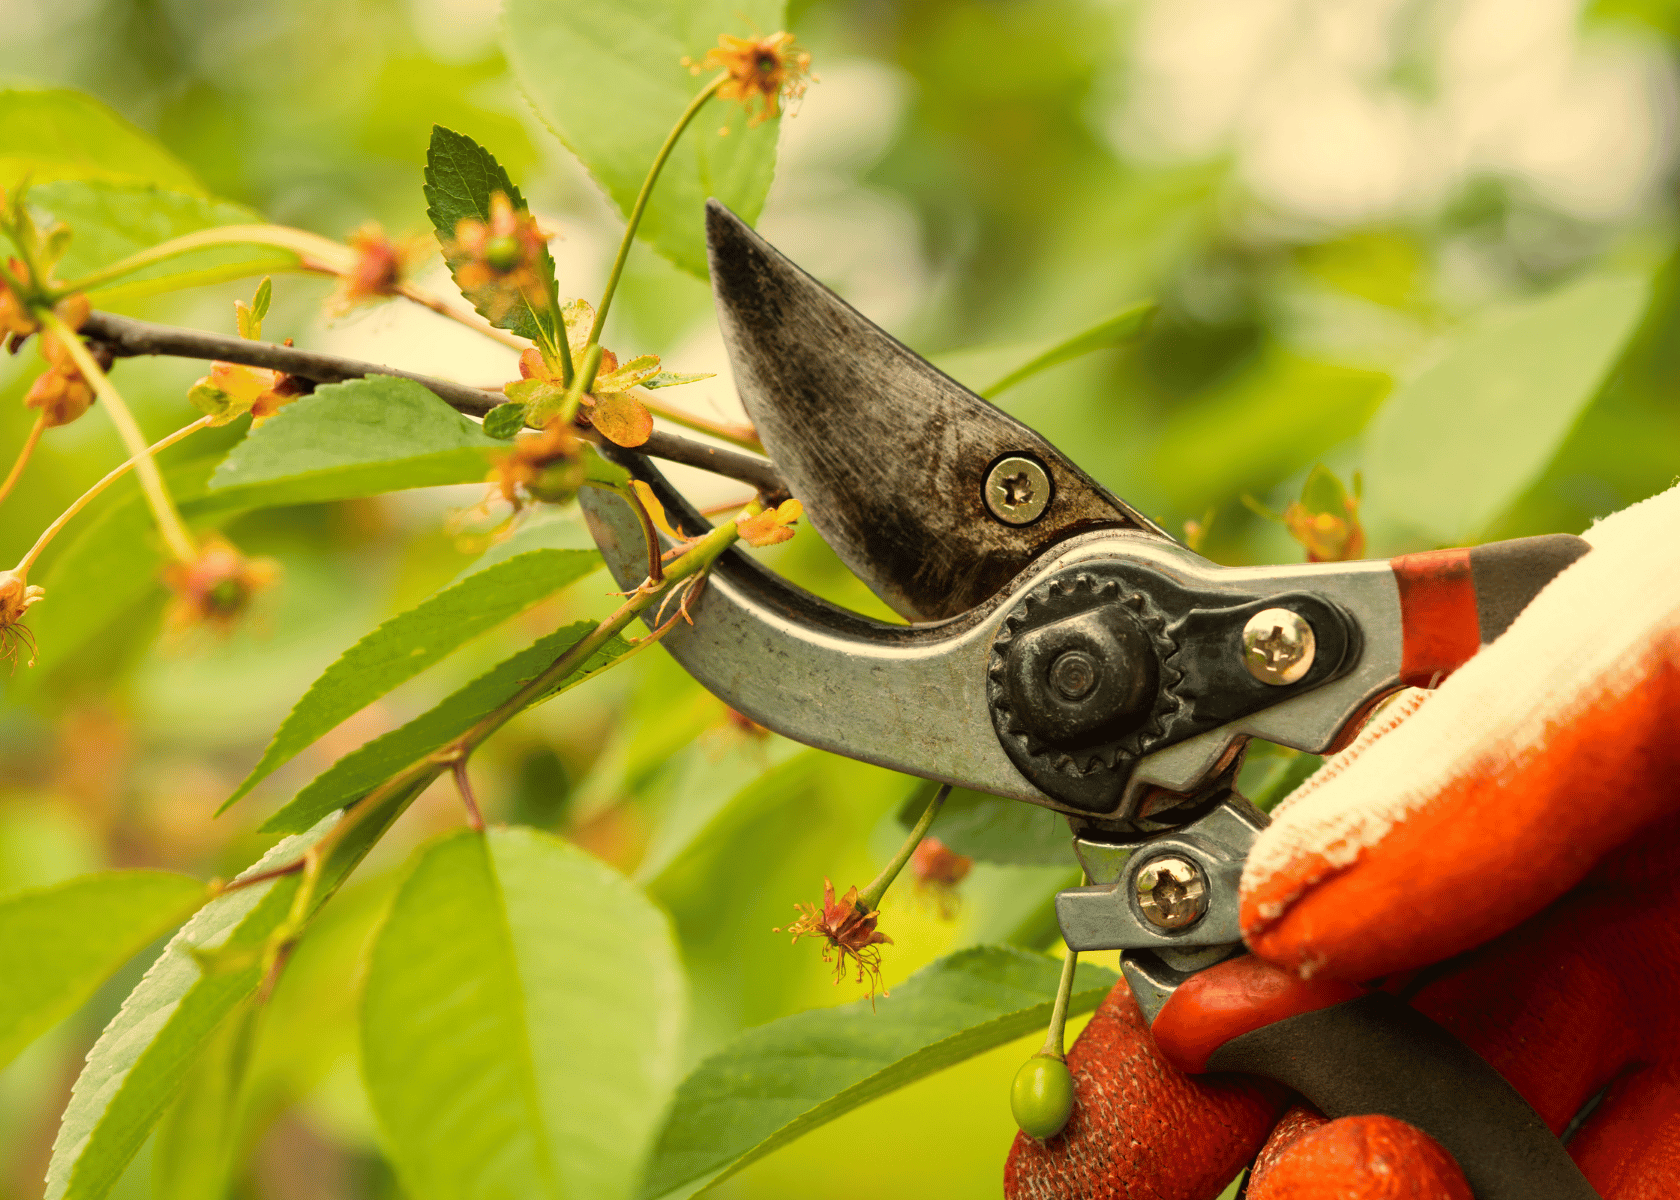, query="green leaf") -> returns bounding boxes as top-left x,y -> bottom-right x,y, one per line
208,376 -> 503,507
643,371 -> 715,389
635,738 -> 805,886
151,1002 -> 258,1200
898,786 -> 1073,866
0,871 -> 207,1072
23,422 -> 520,691
1363,272 -> 1650,549
236,277 -> 271,341
27,181 -> 292,301
981,301 -> 1156,397
483,401 -> 527,439
0,88 -> 204,194
236,872 -> 398,1143
503,0 -> 786,280
46,796 -> 413,1200
641,946 -> 1118,1200
362,828 -> 685,1200
423,126 -> 560,350
225,544 -> 602,808
260,619 -> 632,834
20,458 -> 238,686
1149,348 -> 1391,509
